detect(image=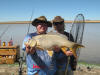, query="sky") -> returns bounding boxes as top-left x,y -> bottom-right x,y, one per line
0,0 -> 100,22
